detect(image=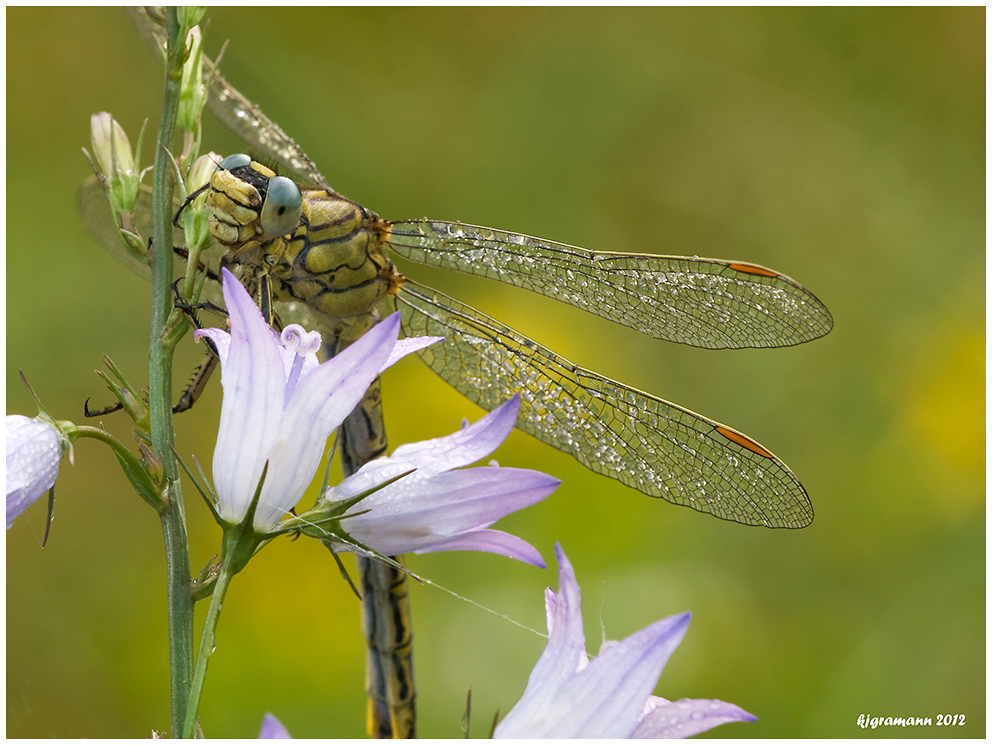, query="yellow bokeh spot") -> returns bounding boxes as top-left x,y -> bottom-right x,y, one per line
903,329 -> 984,514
